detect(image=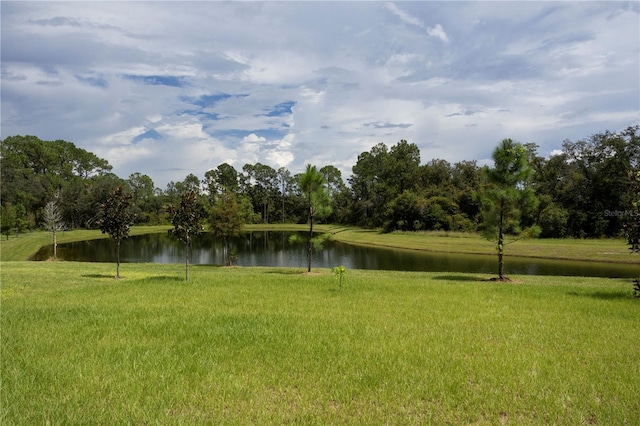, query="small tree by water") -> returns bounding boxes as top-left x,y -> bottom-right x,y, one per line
298,164 -> 332,272
168,190 -> 203,281
98,185 -> 135,279
209,192 -> 246,266
42,200 -> 65,259
481,139 -> 539,281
